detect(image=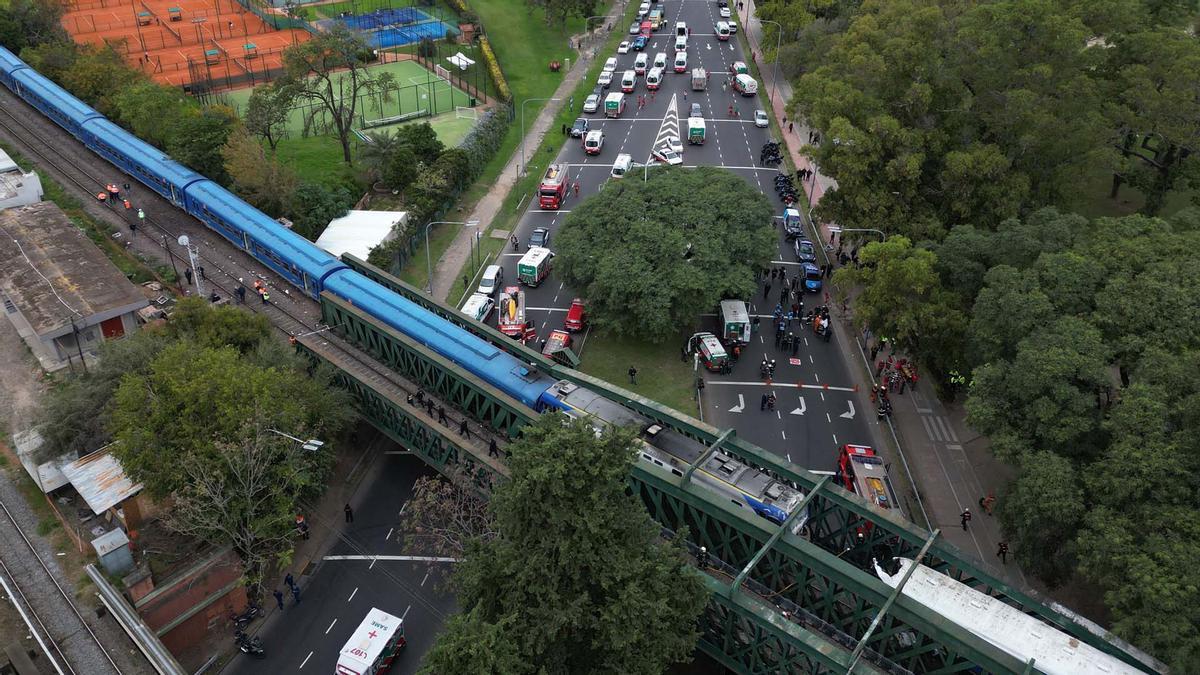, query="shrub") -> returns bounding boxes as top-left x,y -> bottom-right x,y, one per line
479,36 -> 511,101
458,108 -> 509,178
